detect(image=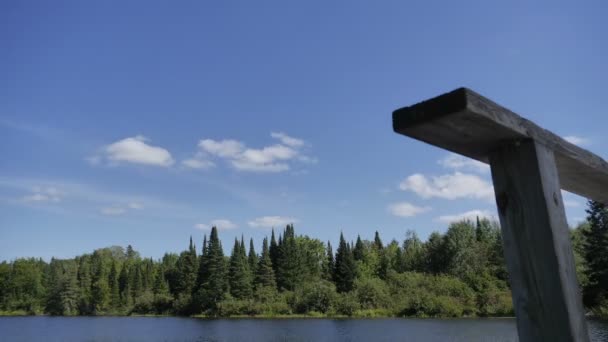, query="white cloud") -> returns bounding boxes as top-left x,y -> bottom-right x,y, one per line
564,135 -> 591,147
271,132 -> 304,147
100,207 -> 127,216
400,172 -> 494,201
181,158 -> 216,170
248,216 -> 298,228
436,209 -> 496,223
22,187 -> 63,203
388,202 -> 431,217
85,156 -> 101,165
195,219 -> 238,231
197,133 -> 313,173
564,200 -> 581,208
438,153 -> 489,173
128,202 -> 144,209
194,223 -> 210,230
101,202 -> 143,216
98,135 -> 174,167
199,139 -> 244,158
